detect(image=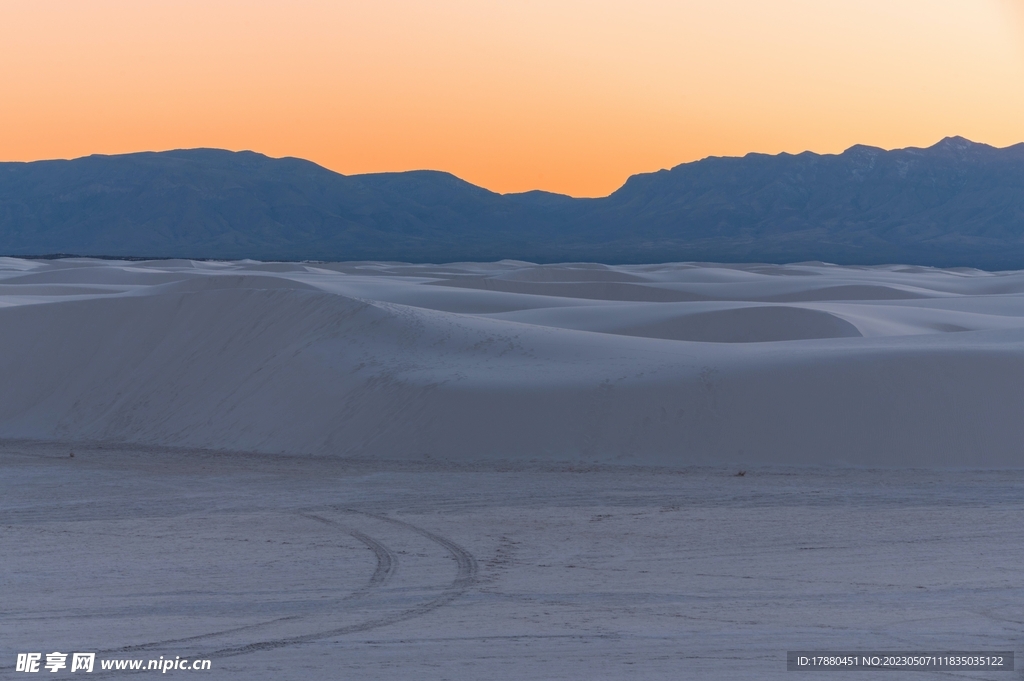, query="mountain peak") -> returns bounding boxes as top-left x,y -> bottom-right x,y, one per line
930,136 -> 978,152
842,143 -> 884,157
